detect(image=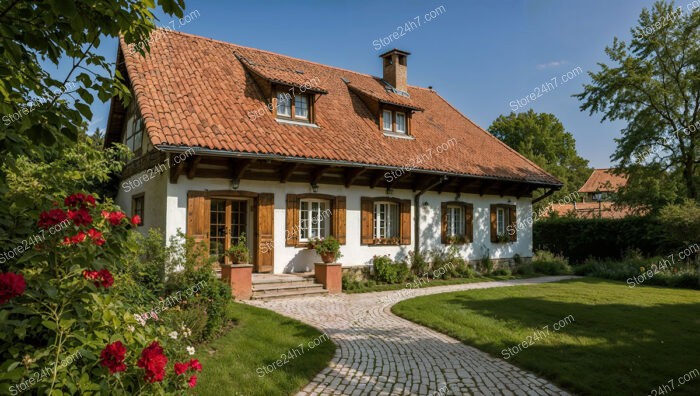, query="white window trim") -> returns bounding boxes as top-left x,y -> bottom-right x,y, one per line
299,199 -> 329,242
277,92 -> 291,117
395,112 -> 406,134
496,207 -> 506,236
373,201 -> 399,239
382,110 -> 393,131
294,94 -> 309,120
446,205 -> 464,237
